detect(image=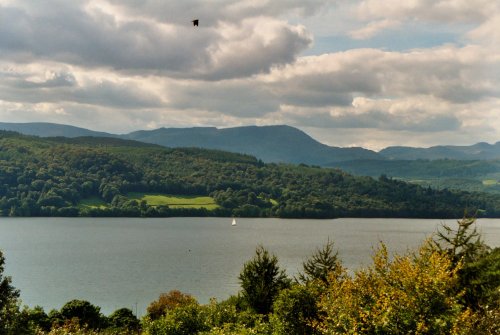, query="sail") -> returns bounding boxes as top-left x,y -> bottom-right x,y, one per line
232,218 -> 237,226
